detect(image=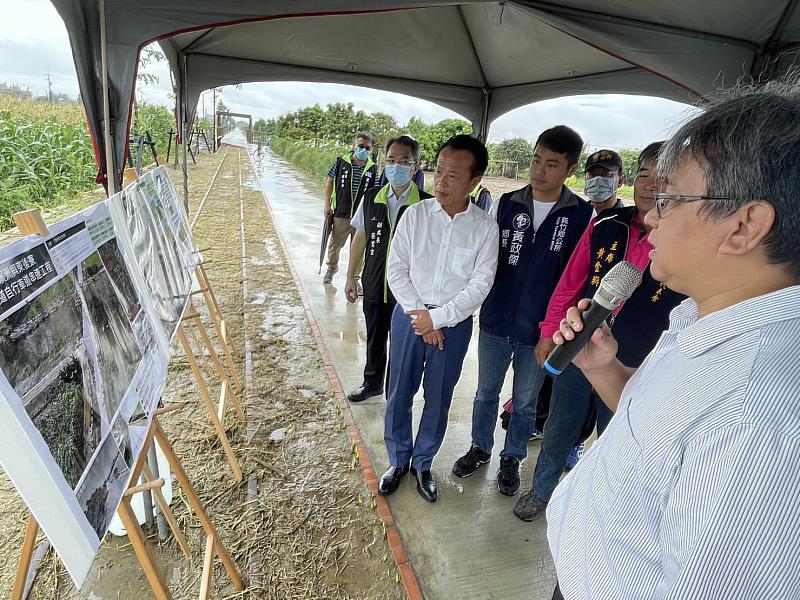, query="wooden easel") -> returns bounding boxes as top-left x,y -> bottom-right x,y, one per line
10,210 -> 244,599
175,254 -> 247,485
12,412 -> 244,600
177,299 -> 246,484
192,261 -> 242,389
